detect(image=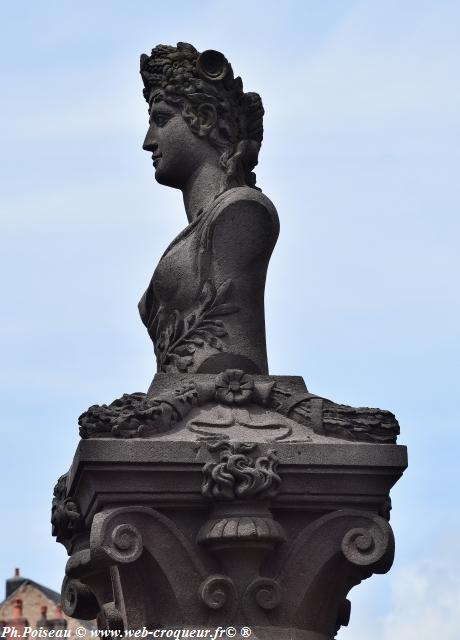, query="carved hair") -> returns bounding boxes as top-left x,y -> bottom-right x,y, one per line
140,42 -> 264,189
